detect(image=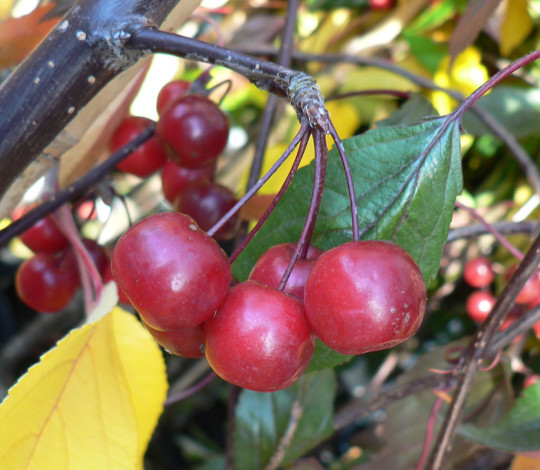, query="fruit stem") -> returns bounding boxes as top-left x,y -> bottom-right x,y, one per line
208,121 -> 309,238
455,49 -> 540,118
415,394 -> 445,470
455,201 -> 524,260
0,126 -> 154,248
278,130 -> 326,290
52,206 -> 103,314
328,121 -> 360,241
164,372 -> 216,406
229,131 -> 310,264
